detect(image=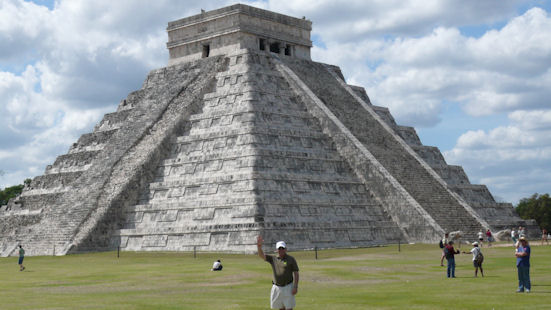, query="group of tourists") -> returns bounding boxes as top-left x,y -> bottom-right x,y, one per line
440,230 -> 532,294
440,233 -> 483,278
476,229 -> 495,247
